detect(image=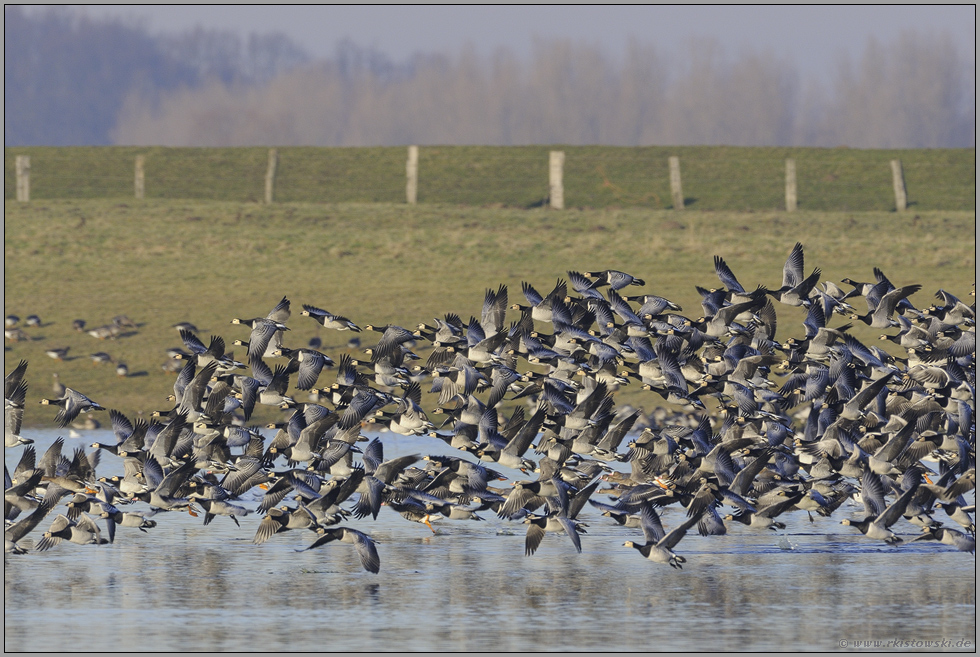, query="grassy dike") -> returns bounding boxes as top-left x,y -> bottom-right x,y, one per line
5,145 -> 976,211
4,199 -> 976,426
